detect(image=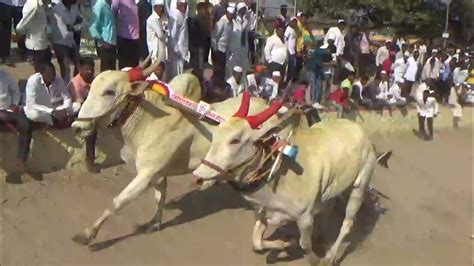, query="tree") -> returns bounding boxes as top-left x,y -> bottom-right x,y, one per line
300,0 -> 445,39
